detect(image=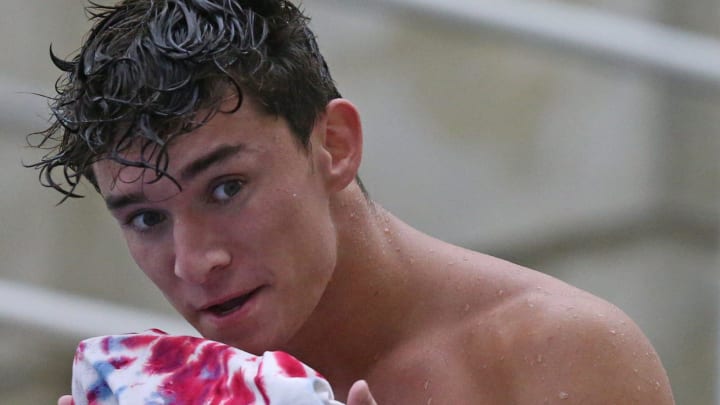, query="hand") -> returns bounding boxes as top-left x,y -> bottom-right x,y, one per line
57,395 -> 73,405
60,382 -> 374,405
346,380 -> 377,405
